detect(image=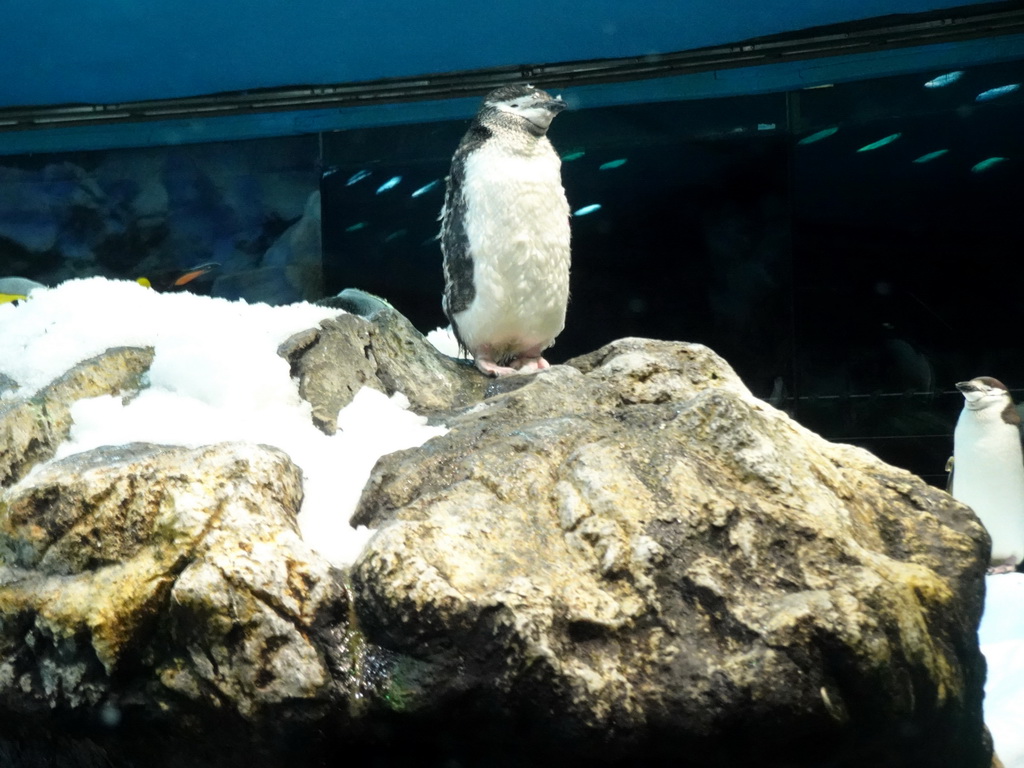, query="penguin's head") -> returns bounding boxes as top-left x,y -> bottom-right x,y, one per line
482,84 -> 566,135
957,376 -> 1013,411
